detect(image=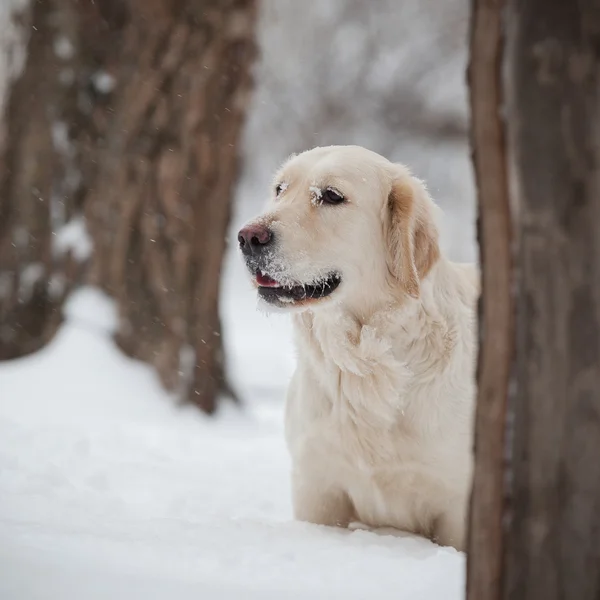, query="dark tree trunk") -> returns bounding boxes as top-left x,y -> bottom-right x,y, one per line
0,0 -> 257,413
468,0 -> 600,599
